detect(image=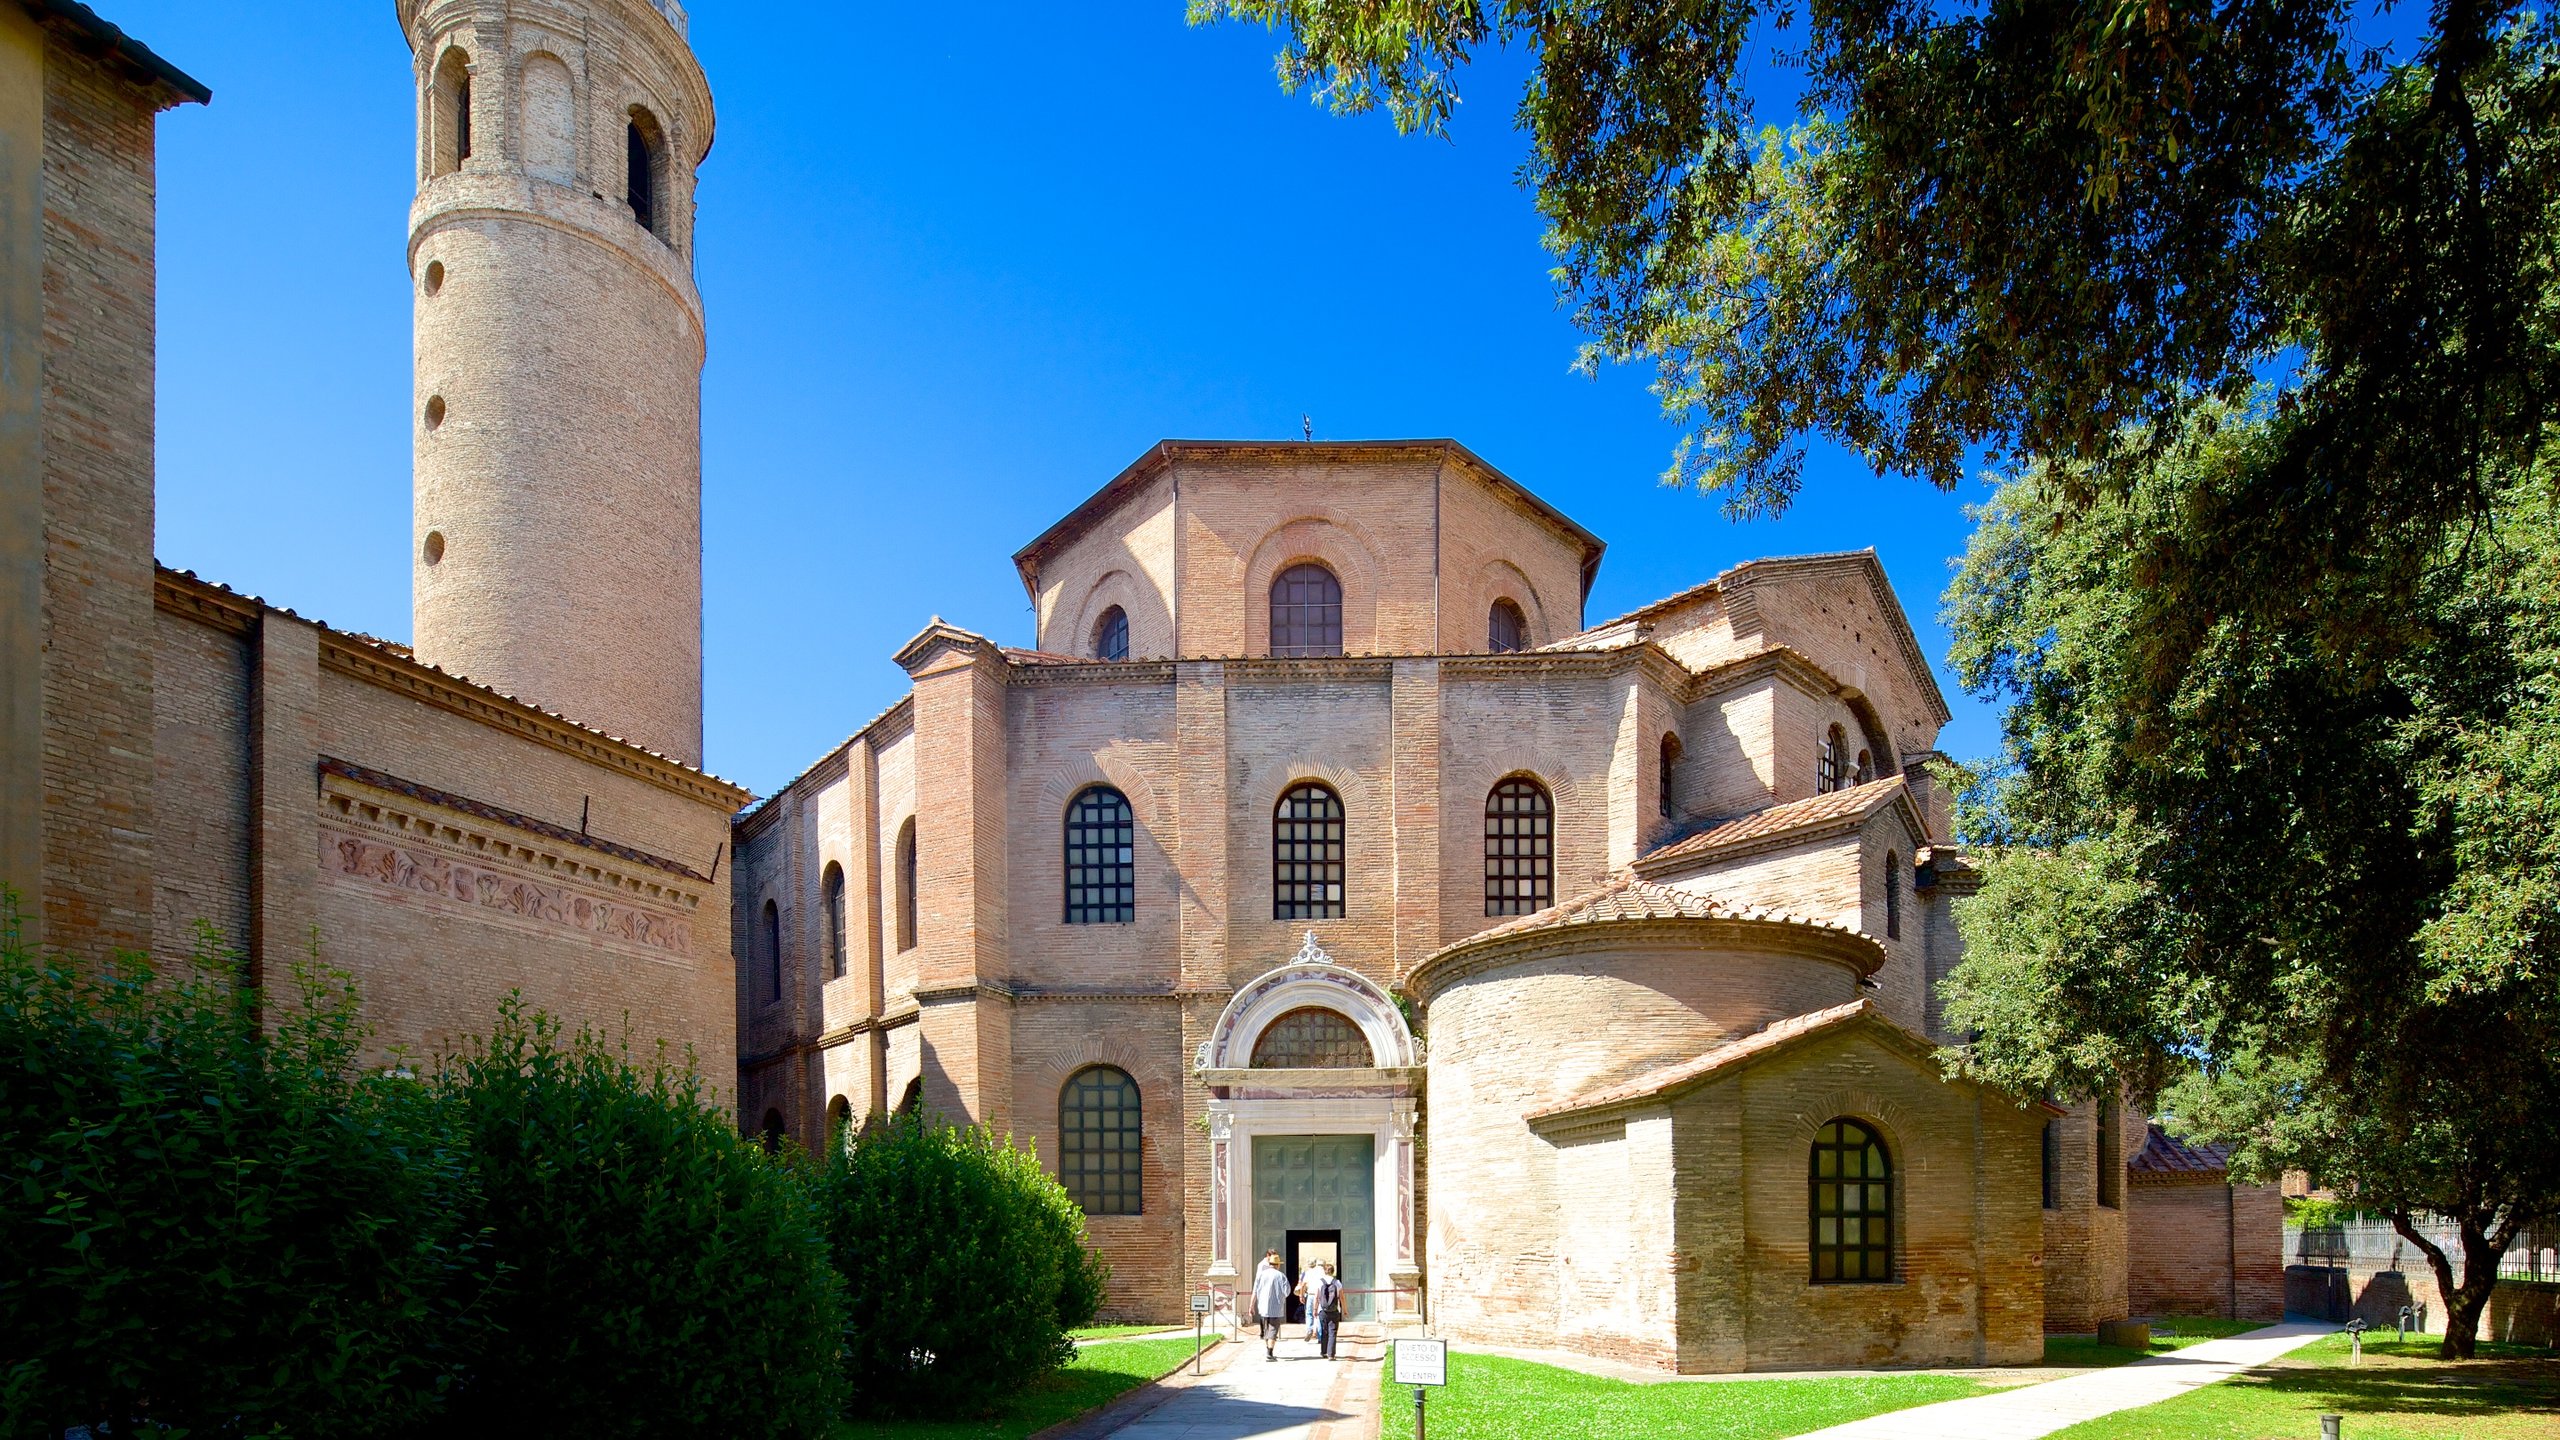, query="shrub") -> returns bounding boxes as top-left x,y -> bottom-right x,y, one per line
0,912 -> 488,1440
436,1000 -> 844,1439
815,1111 -> 1108,1416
